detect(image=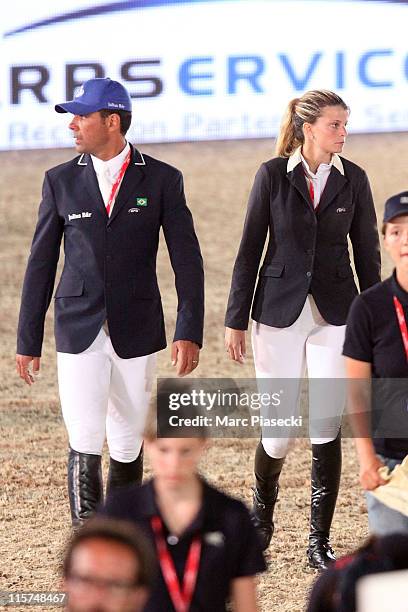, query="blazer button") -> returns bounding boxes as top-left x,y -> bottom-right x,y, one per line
106,282 -> 112,288
107,227 -> 112,233
106,255 -> 112,261
306,271 -> 312,278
